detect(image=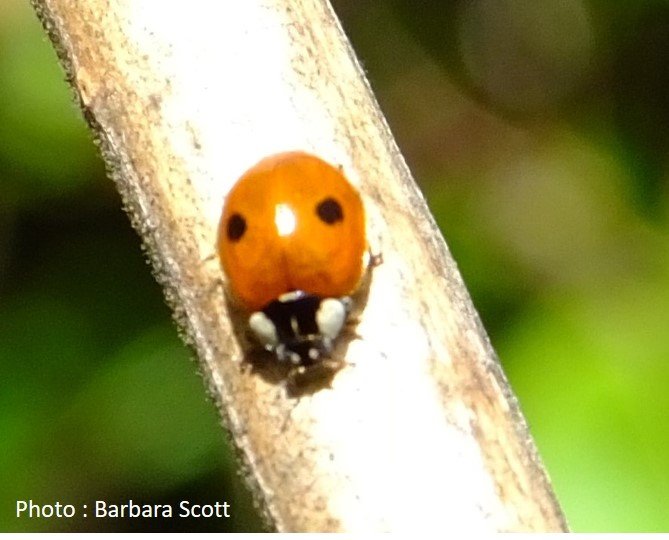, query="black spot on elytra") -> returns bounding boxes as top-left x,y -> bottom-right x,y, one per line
316,197 -> 343,224
227,213 -> 247,241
